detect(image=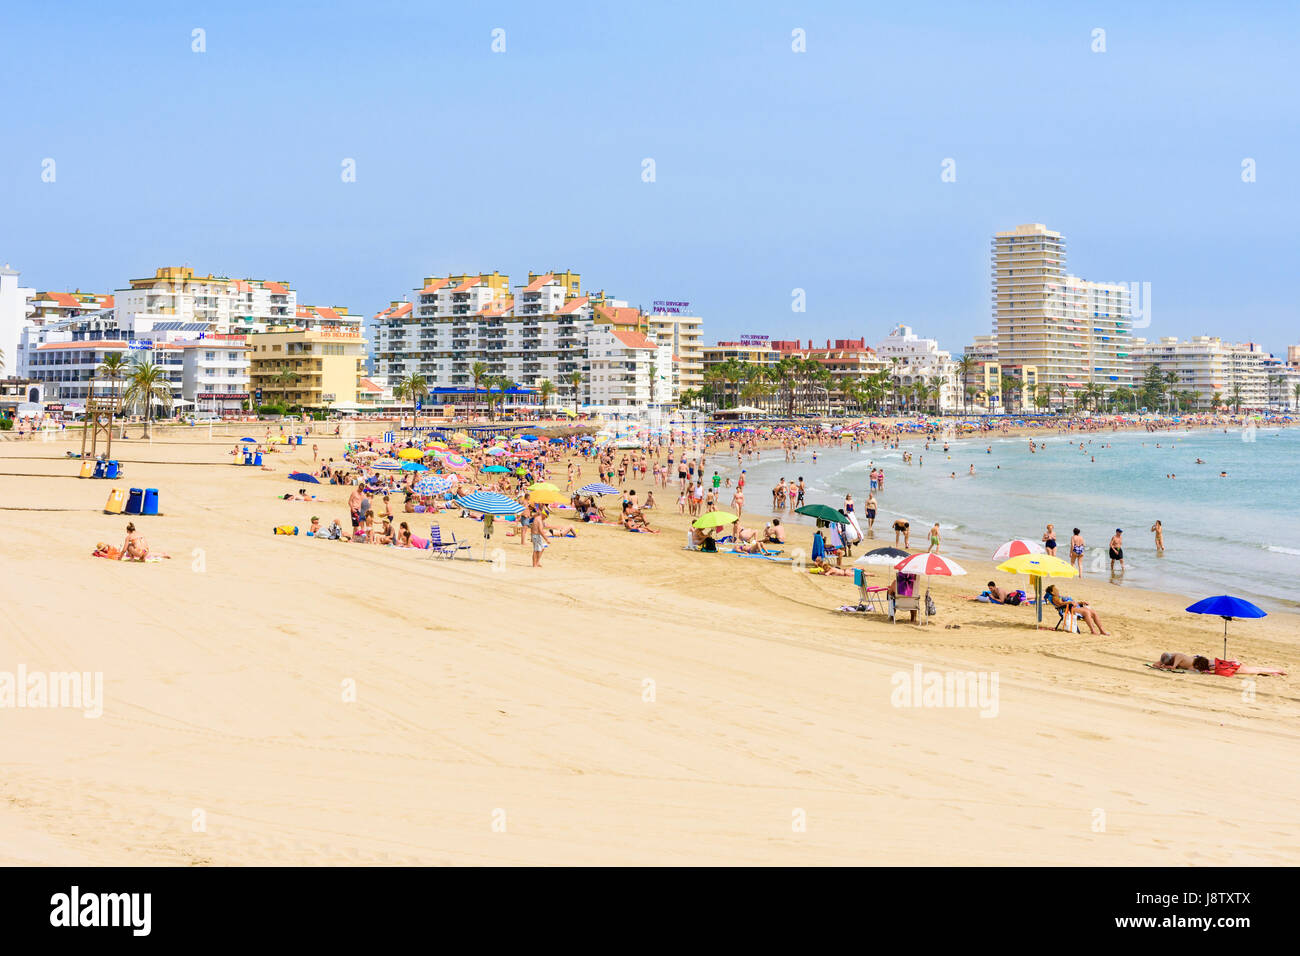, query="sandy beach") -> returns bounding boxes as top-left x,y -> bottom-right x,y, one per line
1,428 -> 1296,866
